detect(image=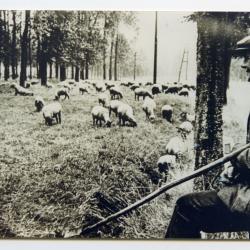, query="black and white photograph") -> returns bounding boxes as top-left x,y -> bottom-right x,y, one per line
1,8 -> 250,242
